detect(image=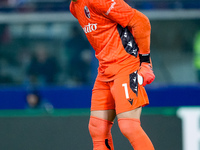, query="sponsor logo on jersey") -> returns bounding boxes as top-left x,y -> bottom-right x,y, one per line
84,6 -> 90,18
105,0 -> 116,15
83,23 -> 97,33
